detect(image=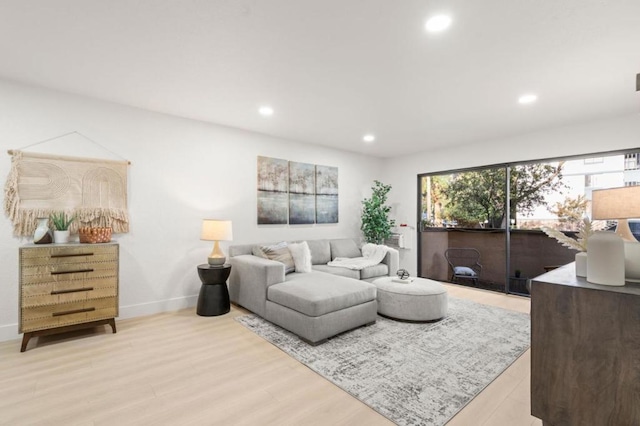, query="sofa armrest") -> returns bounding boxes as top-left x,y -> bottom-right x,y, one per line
228,255 -> 285,317
381,247 -> 400,276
